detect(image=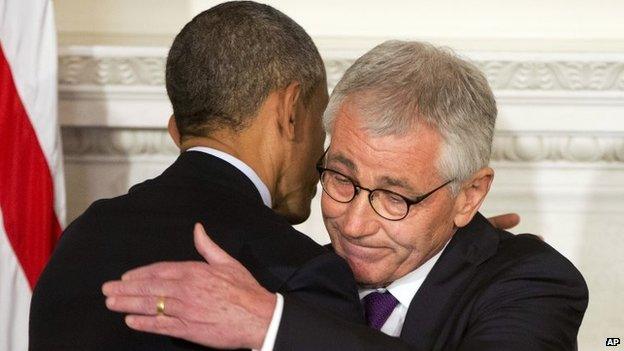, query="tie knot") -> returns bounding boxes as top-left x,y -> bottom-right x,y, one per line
362,290 -> 399,330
